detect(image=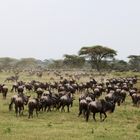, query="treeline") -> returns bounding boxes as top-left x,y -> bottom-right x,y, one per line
0,45 -> 140,72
